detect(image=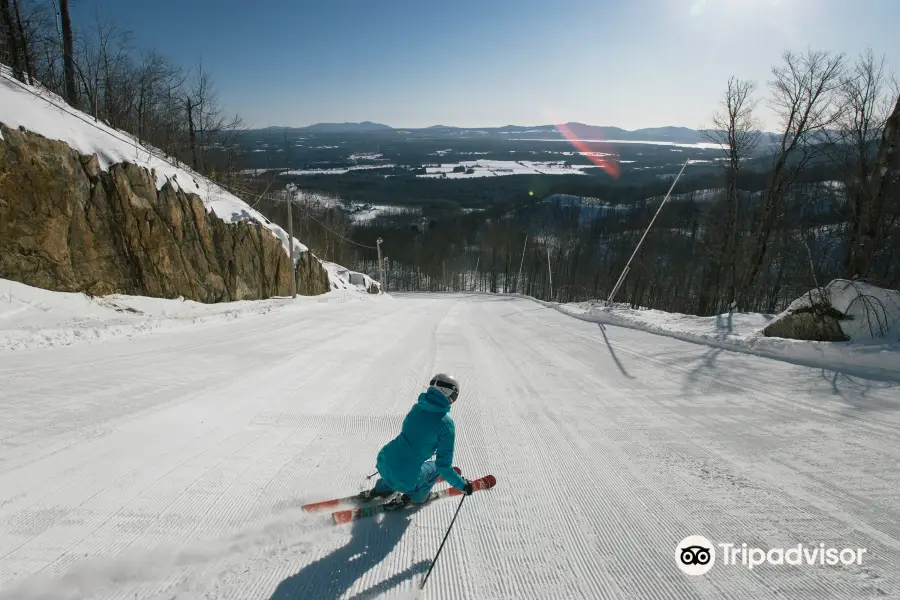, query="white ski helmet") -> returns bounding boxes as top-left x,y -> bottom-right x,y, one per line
429,373 -> 460,404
